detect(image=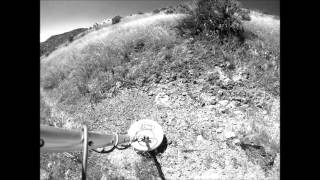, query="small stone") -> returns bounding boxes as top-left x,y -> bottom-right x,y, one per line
210,100 -> 217,105
197,135 -> 204,142
205,105 -> 215,109
232,75 -> 242,82
233,138 -> 240,144
47,162 -> 52,168
234,110 -> 242,115
148,91 -> 155,96
224,131 -> 236,139
262,110 -> 268,115
220,108 -> 229,114
219,100 -> 229,106
216,128 -> 223,133
226,102 -> 235,109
